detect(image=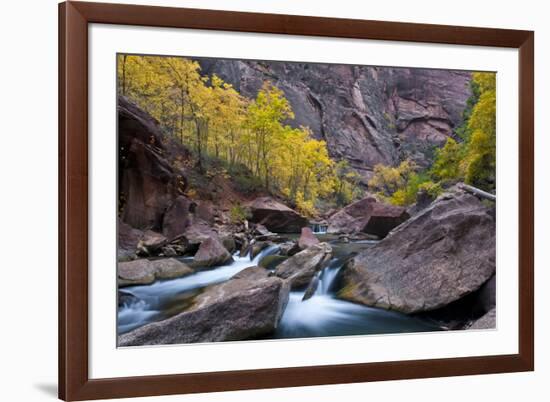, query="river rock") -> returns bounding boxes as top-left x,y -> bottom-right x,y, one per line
247,197 -> 308,233
278,241 -> 299,256
327,196 -> 408,237
338,192 -> 495,313
192,237 -> 233,268
275,243 -> 332,289
253,224 -> 274,237
221,235 -> 237,253
327,196 -> 377,234
136,230 -> 168,256
259,255 -> 288,270
250,241 -> 270,260
118,258 -> 193,286
118,267 -> 290,346
182,219 -> 218,246
298,227 -> 320,249
231,266 -> 270,280
361,203 -> 410,237
302,275 -> 320,301
468,308 -> 496,330
239,238 -> 250,258
118,219 -> 143,259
